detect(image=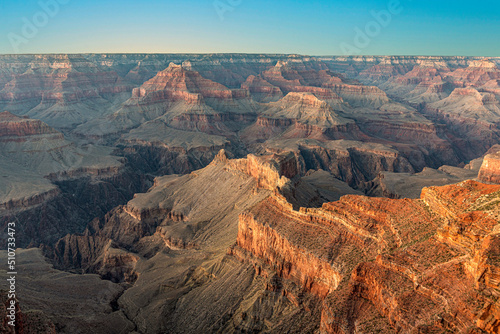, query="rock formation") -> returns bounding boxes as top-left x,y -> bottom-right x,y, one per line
241,75 -> 283,102
0,112 -> 150,247
0,55 -> 132,129
446,59 -> 500,87
231,179 -> 500,333
479,150 -> 500,184
365,165 -> 479,198
74,62 -> 258,138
